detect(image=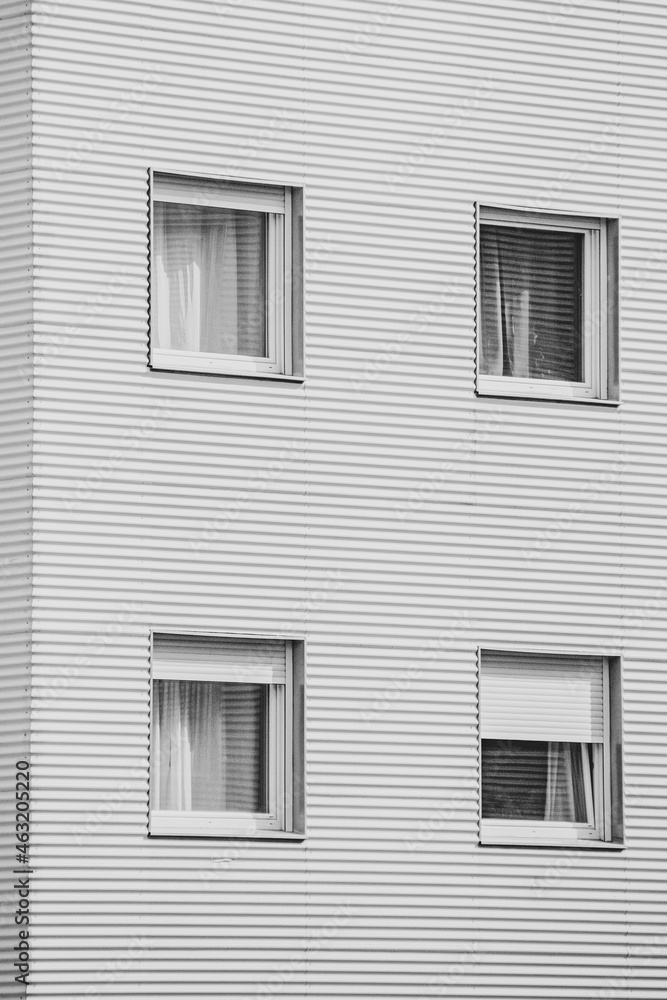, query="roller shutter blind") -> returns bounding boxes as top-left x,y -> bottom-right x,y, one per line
153,172 -> 286,213
152,633 -> 287,684
480,650 -> 604,743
